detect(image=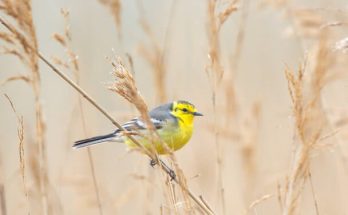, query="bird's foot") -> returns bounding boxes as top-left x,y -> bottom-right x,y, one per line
168,169 -> 176,181
149,159 -> 176,181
